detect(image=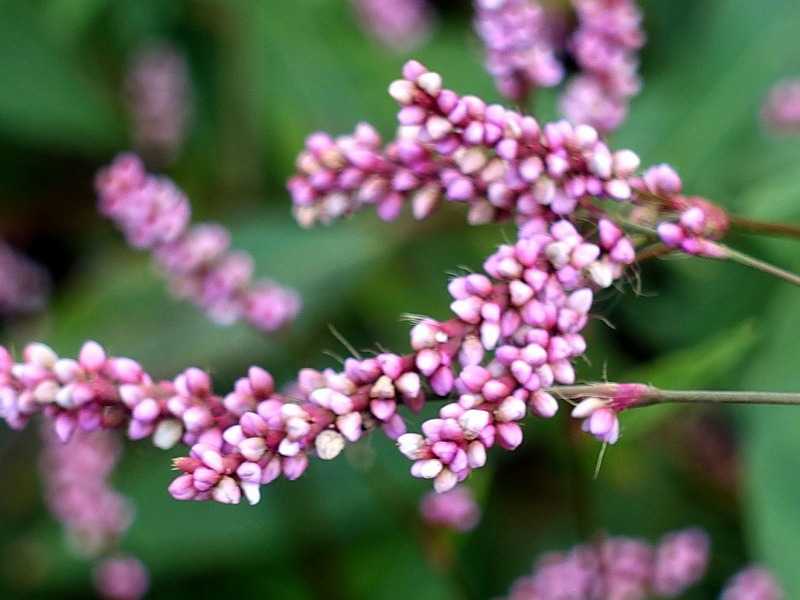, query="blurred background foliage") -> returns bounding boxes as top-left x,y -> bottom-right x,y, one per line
0,0 -> 799,598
